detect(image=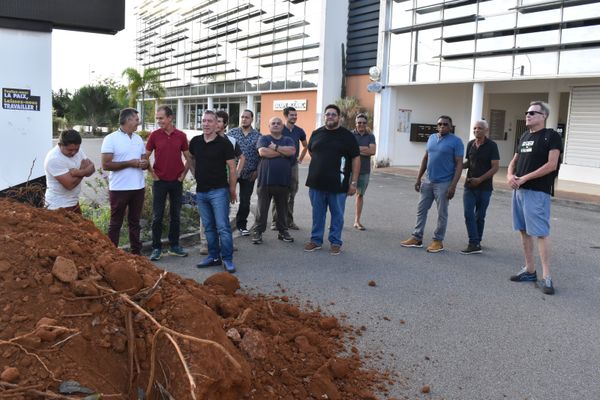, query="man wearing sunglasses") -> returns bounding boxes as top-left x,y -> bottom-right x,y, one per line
352,113 -> 376,231
507,101 -> 561,295
401,115 -> 464,253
